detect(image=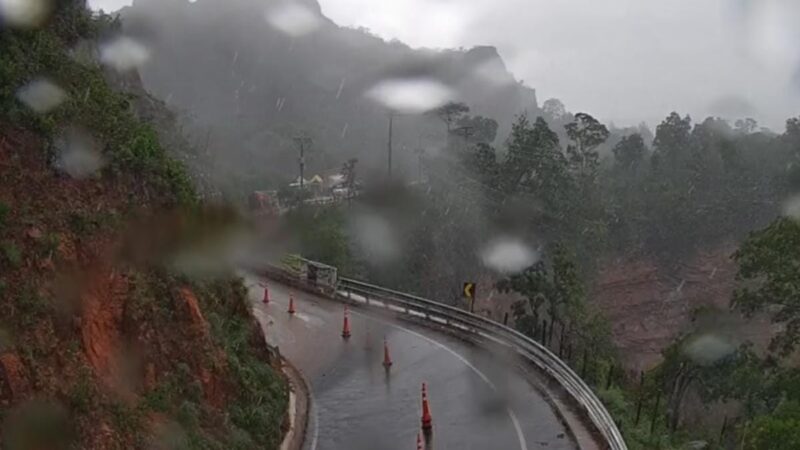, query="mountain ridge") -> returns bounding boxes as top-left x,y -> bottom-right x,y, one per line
120,0 -> 541,197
